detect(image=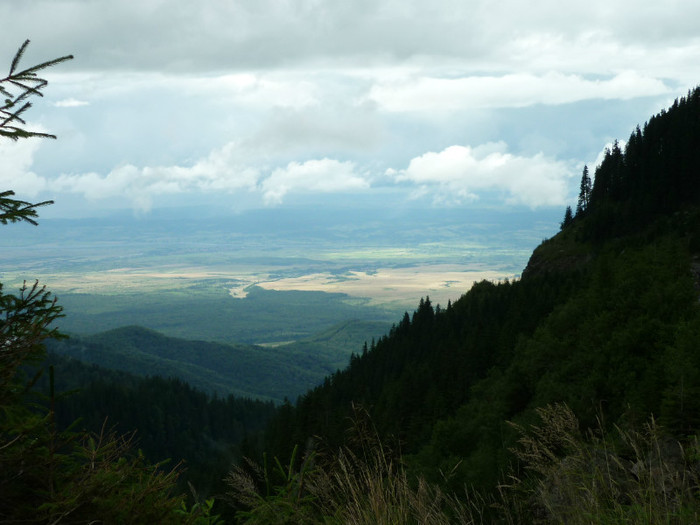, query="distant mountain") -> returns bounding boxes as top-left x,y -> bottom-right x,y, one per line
262,87 -> 700,500
48,319 -> 391,402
